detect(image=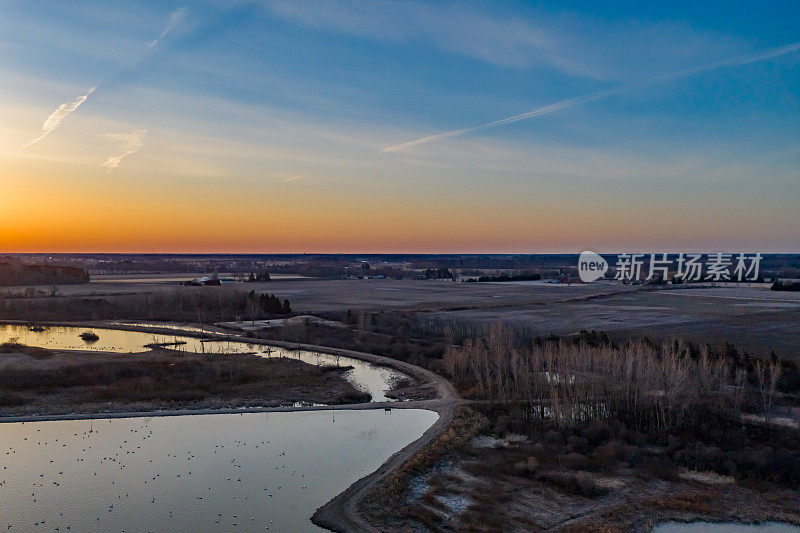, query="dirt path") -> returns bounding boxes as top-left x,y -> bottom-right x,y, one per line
1,320 -> 462,532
